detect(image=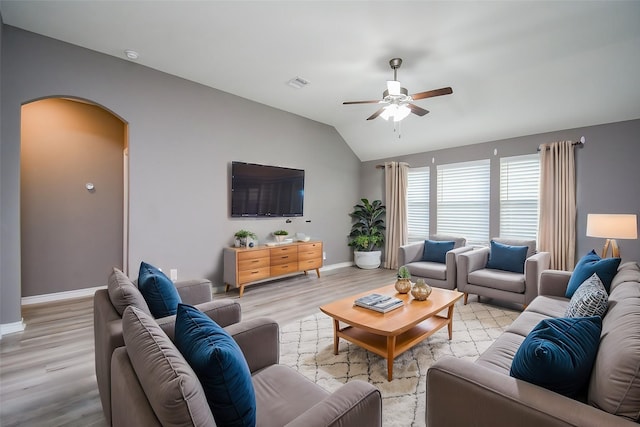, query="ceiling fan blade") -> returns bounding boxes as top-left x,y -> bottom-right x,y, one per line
407,104 -> 429,117
343,100 -> 381,105
410,87 -> 453,100
366,108 -> 385,120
